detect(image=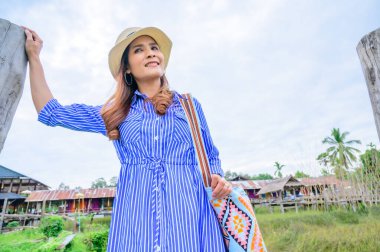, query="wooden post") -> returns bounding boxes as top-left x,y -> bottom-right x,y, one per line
0,19 -> 28,153
42,200 -> 46,215
88,198 -> 92,213
0,198 -> 9,233
0,179 -> 14,233
357,27 -> 380,141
